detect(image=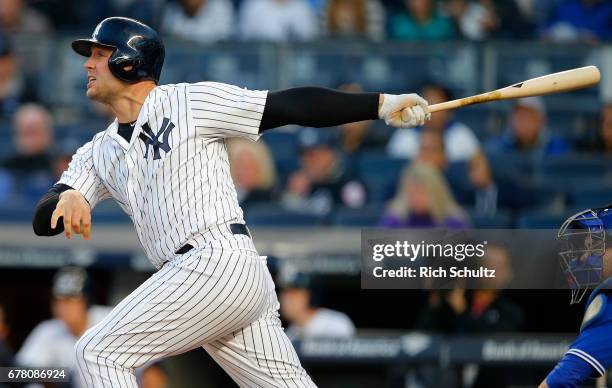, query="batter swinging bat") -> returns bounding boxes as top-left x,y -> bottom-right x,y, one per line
427,65 -> 601,113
